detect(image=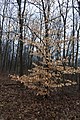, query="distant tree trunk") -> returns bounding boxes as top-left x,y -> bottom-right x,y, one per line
63,20 -> 66,59
72,0 -> 75,67
66,40 -> 71,57
14,41 -> 19,74
75,23 -> 80,69
17,0 -> 26,76
0,0 -> 6,68
9,40 -> 14,72
2,40 -> 9,71
19,15 -> 23,76
18,0 -> 23,76
58,0 -> 69,60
